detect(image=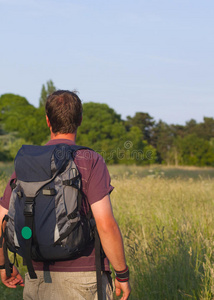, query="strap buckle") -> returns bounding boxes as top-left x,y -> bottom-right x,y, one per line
24,198 -> 34,217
